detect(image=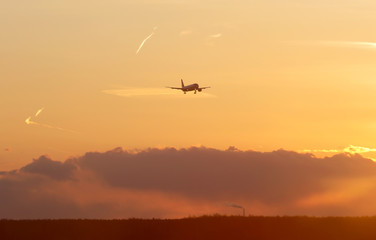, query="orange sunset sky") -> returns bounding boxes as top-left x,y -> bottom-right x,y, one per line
2,0 -> 376,170
3,0 -> 376,219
